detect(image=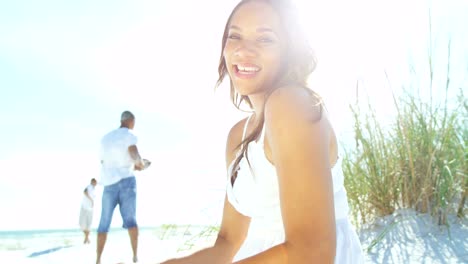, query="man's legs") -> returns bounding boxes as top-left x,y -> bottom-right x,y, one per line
96,233 -> 107,264
128,227 -> 139,263
119,177 -> 138,263
96,184 -> 118,264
